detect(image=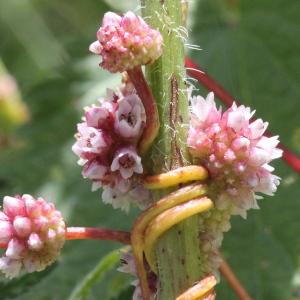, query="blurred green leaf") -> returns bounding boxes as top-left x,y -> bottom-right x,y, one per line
68,248 -> 126,300
0,0 -> 66,71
